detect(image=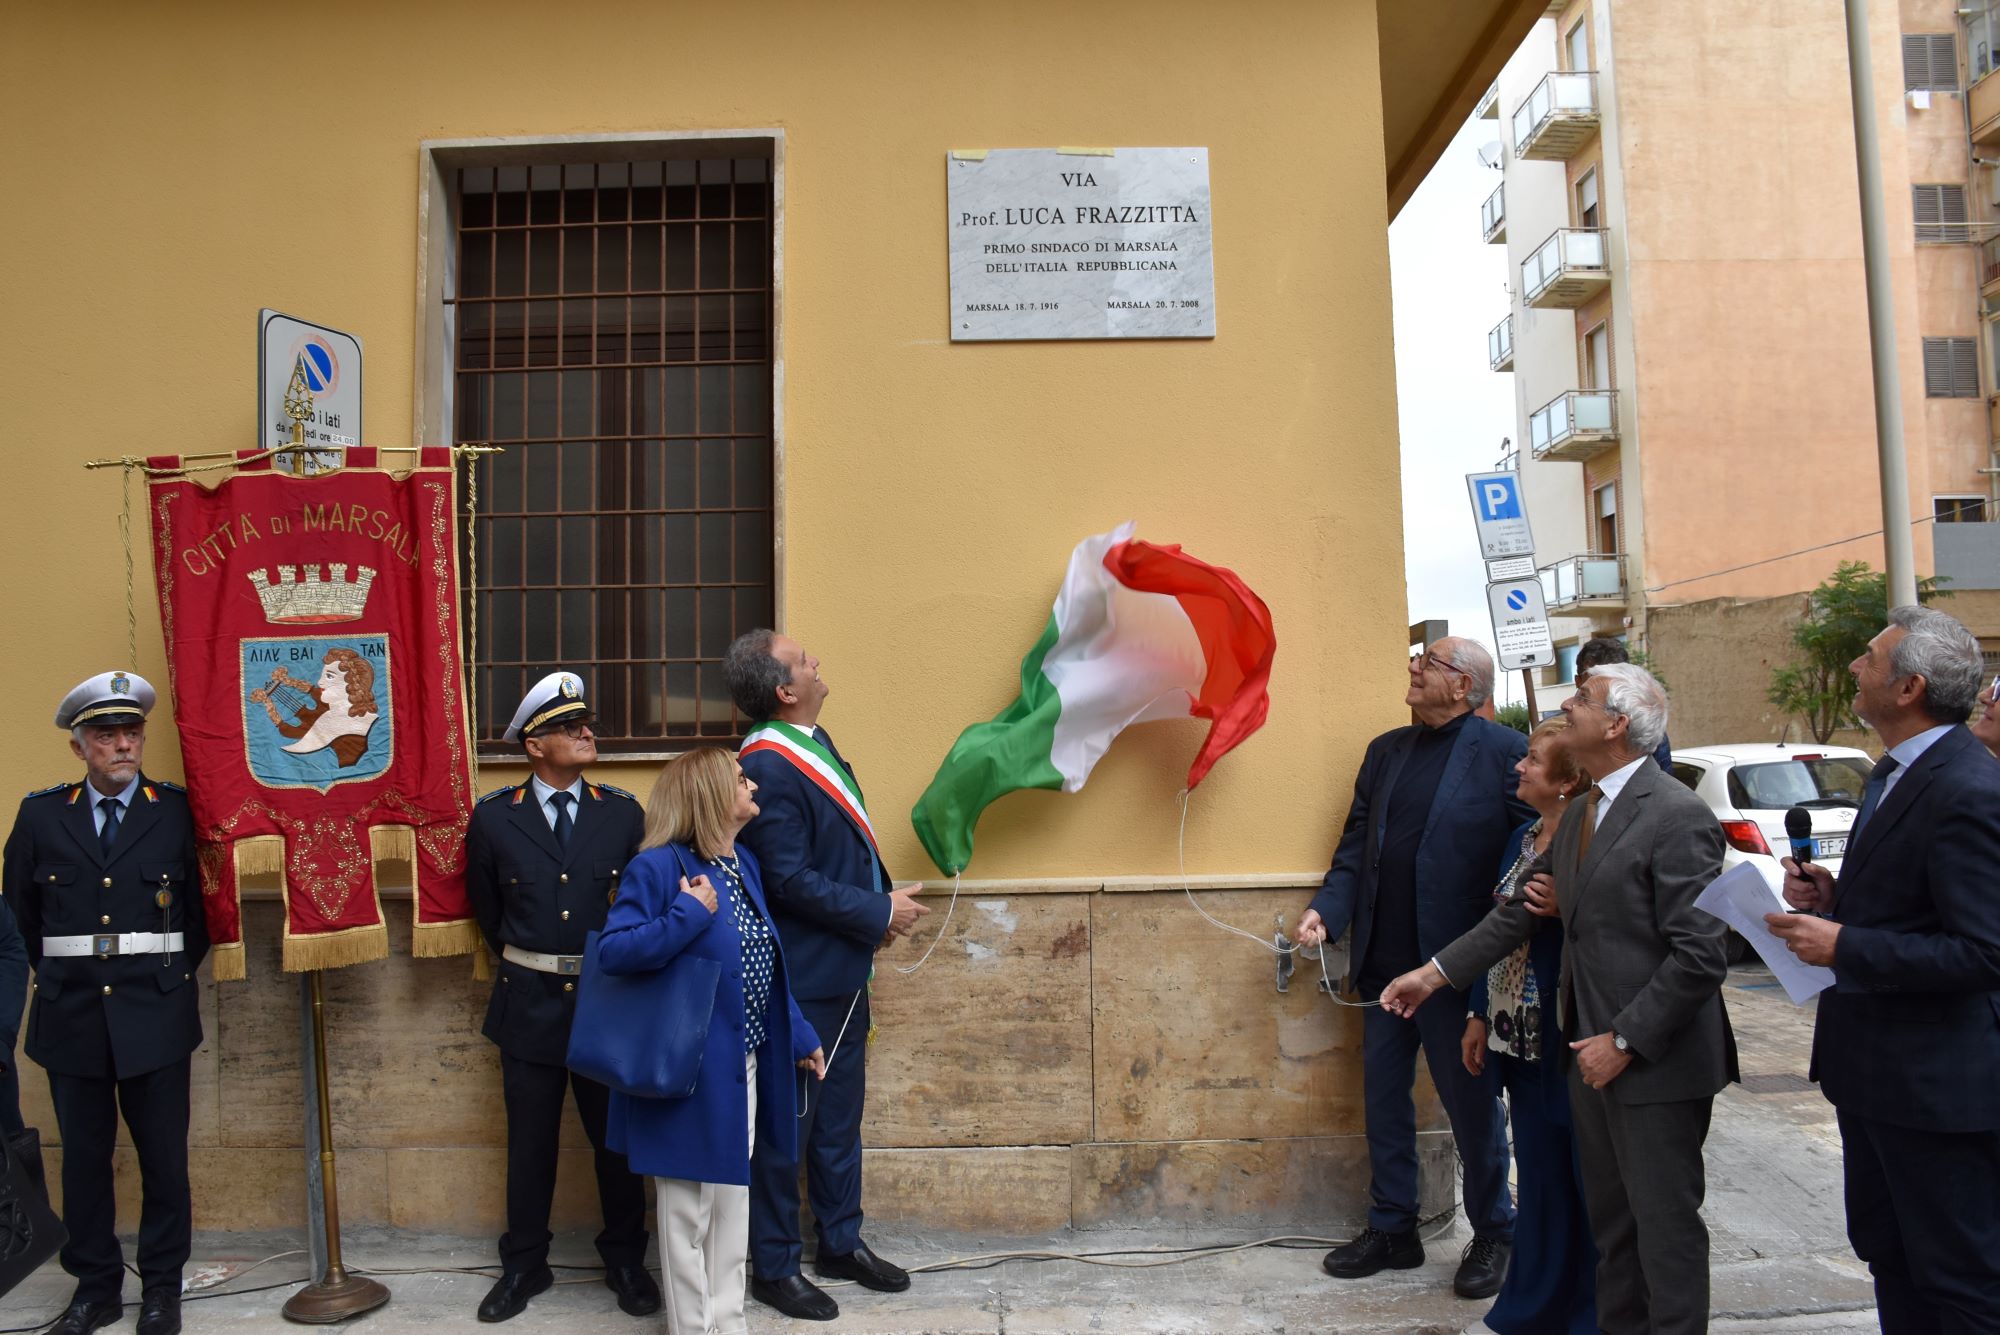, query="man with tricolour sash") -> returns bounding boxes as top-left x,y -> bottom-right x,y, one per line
726,630 -> 927,1324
